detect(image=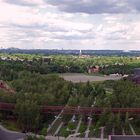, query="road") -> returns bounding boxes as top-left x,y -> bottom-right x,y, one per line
0,124 -> 25,140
